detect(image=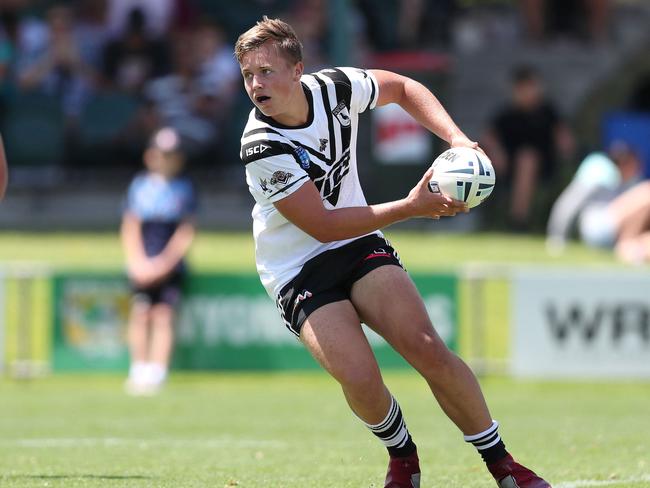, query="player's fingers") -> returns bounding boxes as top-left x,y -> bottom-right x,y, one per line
449,199 -> 469,212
